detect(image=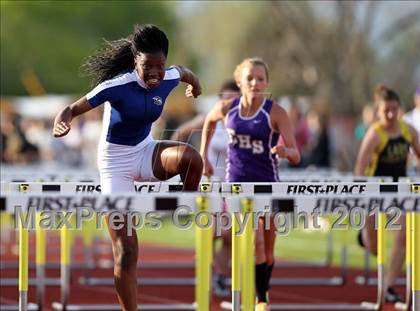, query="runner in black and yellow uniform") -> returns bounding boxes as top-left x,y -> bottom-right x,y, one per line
365,119 -> 413,181
355,85 -> 420,303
